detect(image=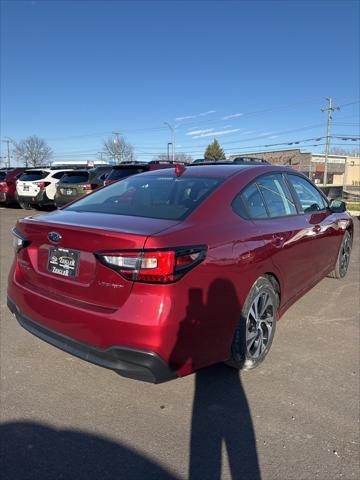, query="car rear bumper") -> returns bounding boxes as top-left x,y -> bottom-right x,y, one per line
17,191 -> 53,207
54,195 -> 76,207
7,296 -> 178,383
